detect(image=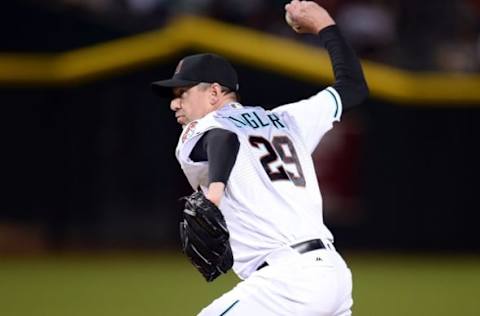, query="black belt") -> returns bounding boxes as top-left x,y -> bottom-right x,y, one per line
256,239 -> 326,271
